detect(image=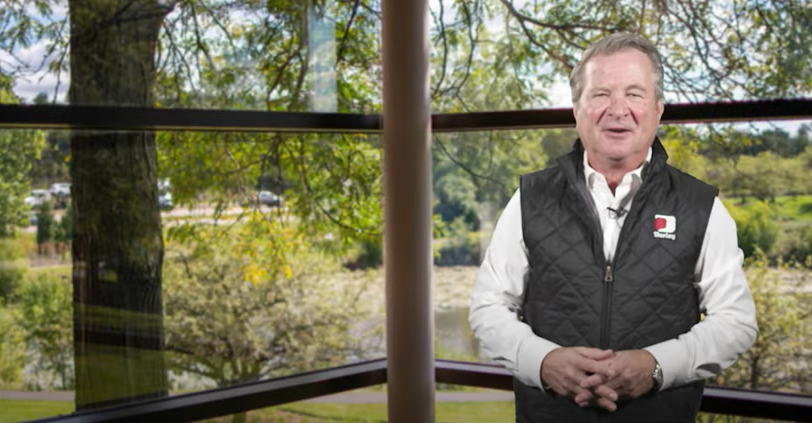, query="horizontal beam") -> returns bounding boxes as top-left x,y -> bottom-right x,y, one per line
0,104 -> 381,134
25,359 -> 387,423
21,359 -> 812,423
2,98 -> 811,134
432,98 -> 812,132
701,385 -> 812,422
434,360 -> 812,422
